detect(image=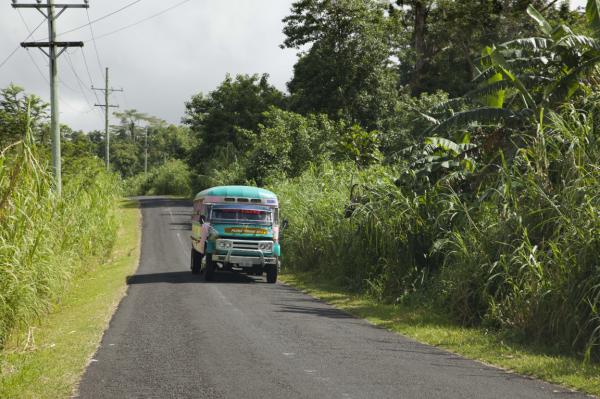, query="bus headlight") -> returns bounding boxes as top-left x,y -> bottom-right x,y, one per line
216,240 -> 233,249
258,242 -> 273,252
